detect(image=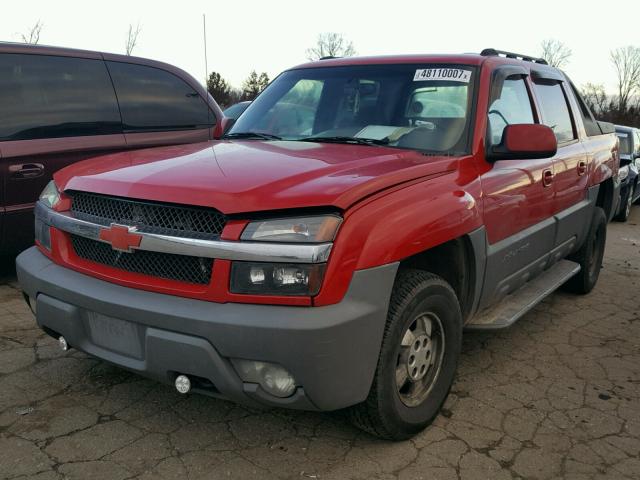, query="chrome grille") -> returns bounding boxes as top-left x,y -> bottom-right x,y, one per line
69,191 -> 226,240
71,235 -> 213,285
